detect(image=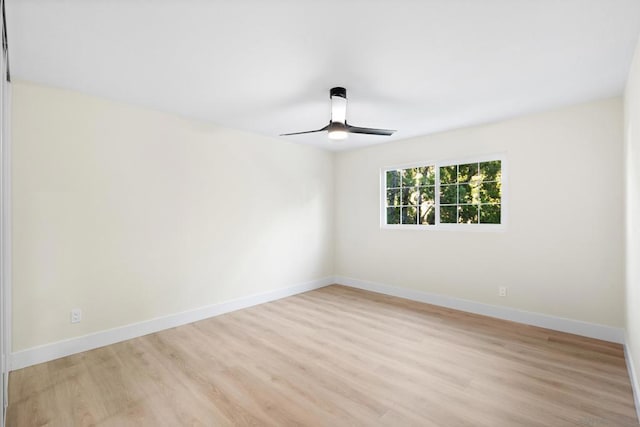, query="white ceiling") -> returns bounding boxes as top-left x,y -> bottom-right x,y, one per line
7,0 -> 640,151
